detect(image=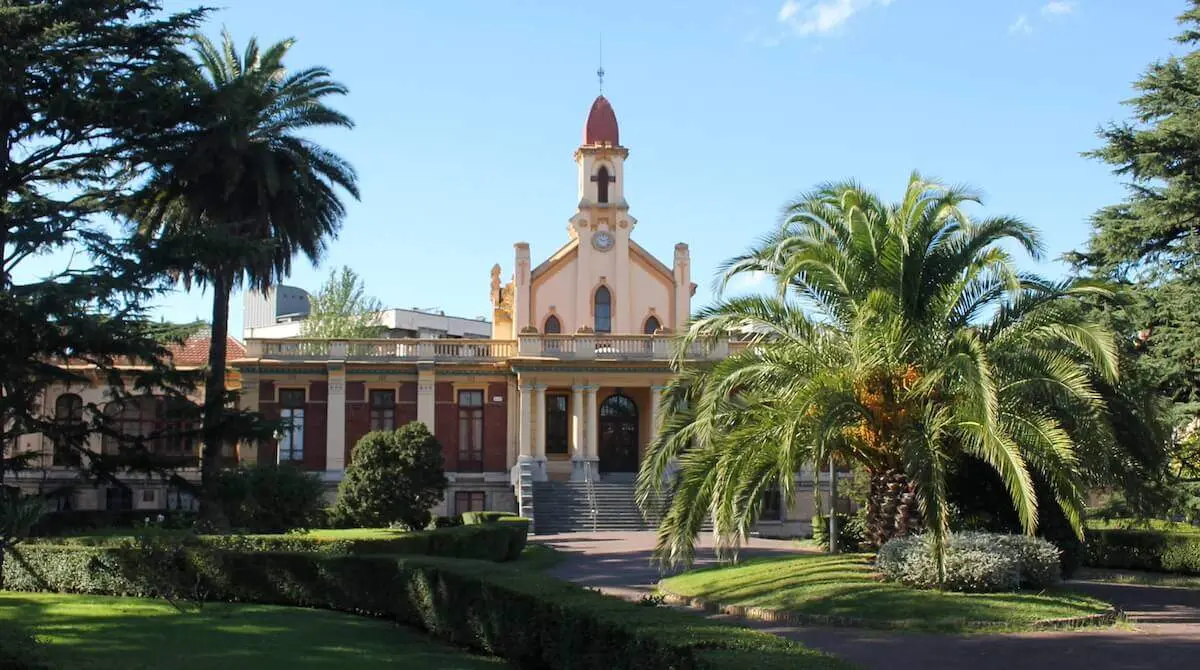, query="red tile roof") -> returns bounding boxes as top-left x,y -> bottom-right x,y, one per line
167,334 -> 247,368
584,95 -> 620,146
